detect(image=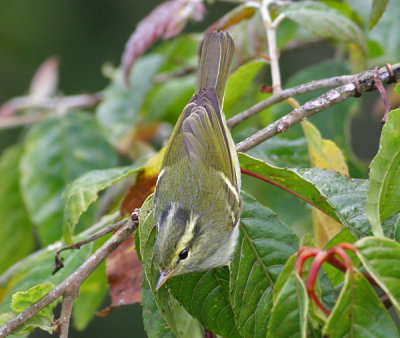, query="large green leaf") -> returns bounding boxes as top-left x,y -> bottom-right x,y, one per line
62,165 -> 143,243
370,0 -> 389,29
281,2 -> 366,54
239,153 -> 371,237
0,145 -> 34,273
367,108 -> 400,237
96,55 -> 164,146
355,237 -> 400,314
138,196 -> 180,336
323,270 -> 398,337
230,193 -> 298,337
20,112 -> 118,245
224,60 -> 266,117
267,272 -> 307,338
